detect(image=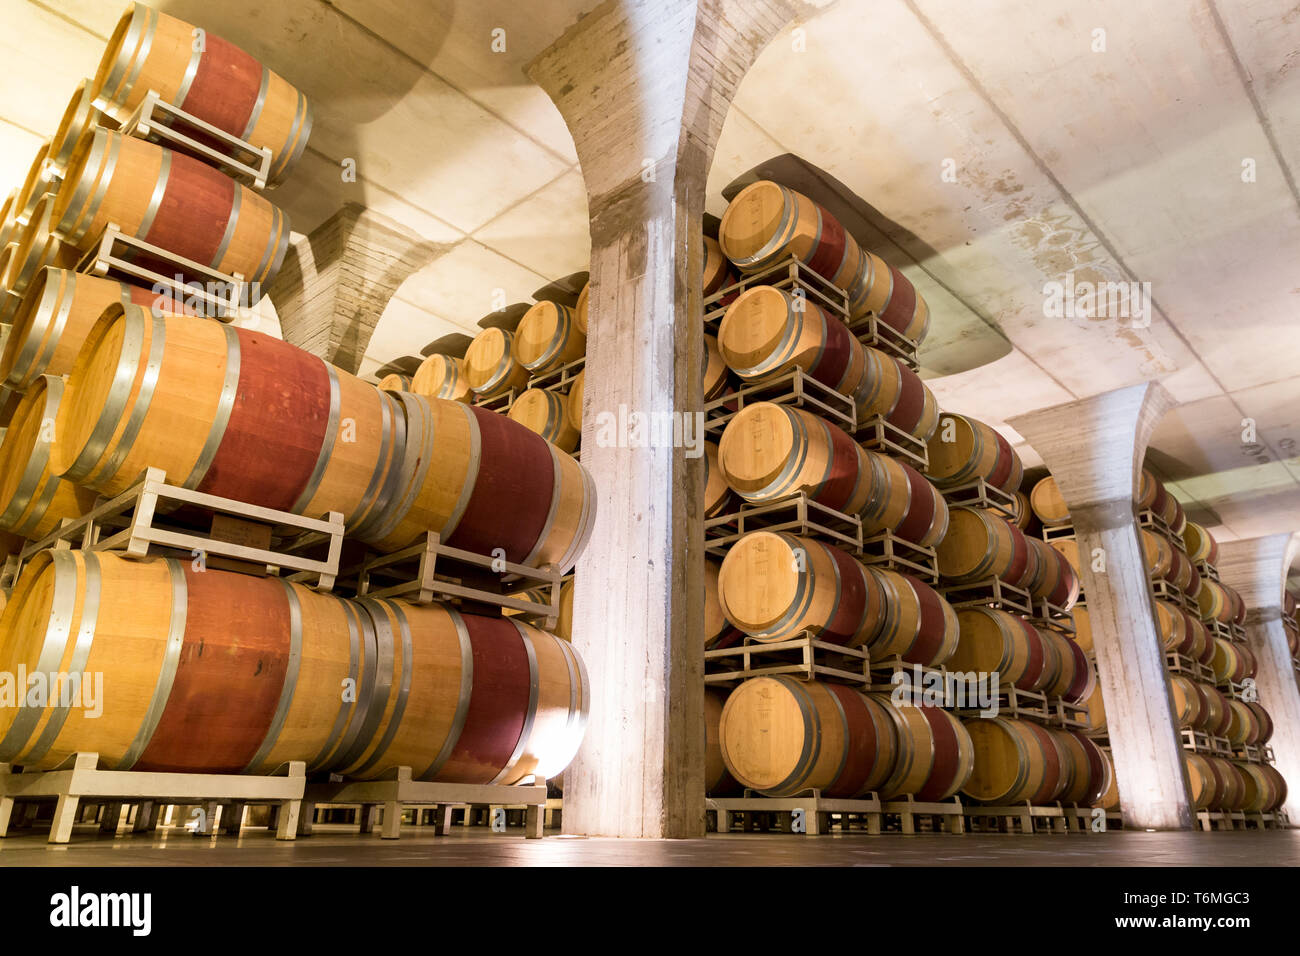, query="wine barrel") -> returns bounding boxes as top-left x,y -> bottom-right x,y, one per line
926,414 -> 1023,493
704,439 -> 734,518
514,301 -> 585,374
1212,758 -> 1247,811
377,373 -> 412,391
1247,701 -> 1274,744
92,2 -> 312,183
53,130 -> 290,288
1184,753 -> 1218,810
1009,490 -> 1032,531
555,577 -> 575,641
1229,585 -> 1246,626
936,506 -> 1031,586
716,286 -> 937,441
1238,762 -> 1287,812
54,306 -> 399,534
1168,548 -> 1198,595
0,189 -> 17,247
1225,699 -> 1262,747
49,79 -> 98,176
1200,683 -> 1232,736
717,401 -> 863,519
1080,681 -> 1107,736
719,678 -> 899,797
717,531 -> 880,646
854,347 -> 939,442
2,268 -> 164,391
0,375 -> 98,539
718,181 -> 930,345
962,717 -> 1066,804
1039,629 -> 1095,704
1154,598 -> 1187,652
703,334 -> 731,402
509,387 -> 580,452
5,195 -> 79,301
1196,579 -> 1234,624
1072,605 -> 1093,655
349,391 -> 595,567
0,551 -> 361,773
464,327 -> 530,398
334,600 -> 588,784
1210,638 -> 1255,684
1185,613 -> 1212,663
1169,675 -> 1202,730
704,558 -> 740,650
1054,730 -> 1114,806
1137,467 -> 1163,511
566,369 -> 584,435
720,404 -> 947,544
877,704 -> 973,801
950,606 -> 1047,691
863,566 -> 959,666
574,281 -> 589,335
1182,521 -> 1218,565
705,687 -> 740,795
1140,529 -> 1172,578
1025,536 -> 1081,610
411,353 -> 472,404
14,140 -> 57,225
1029,476 -> 1071,527
703,234 -> 736,297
